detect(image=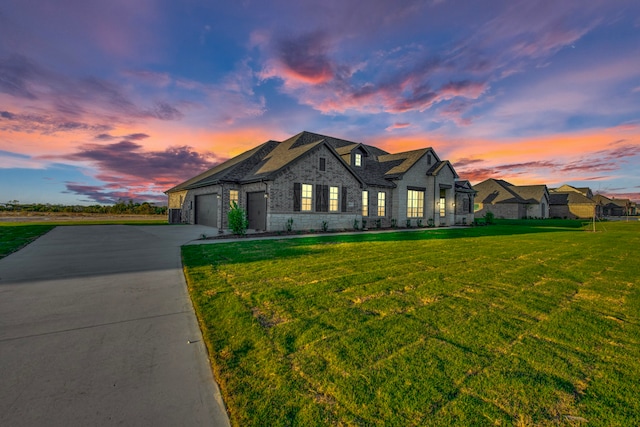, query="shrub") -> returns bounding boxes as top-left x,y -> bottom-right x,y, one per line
375,219 -> 382,229
427,218 -> 435,227
321,220 -> 329,232
353,219 -> 360,230
286,217 -> 294,232
362,219 -> 367,229
417,219 -> 423,228
484,211 -> 495,225
391,218 -> 397,228
228,201 -> 249,235
406,219 -> 412,228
